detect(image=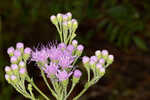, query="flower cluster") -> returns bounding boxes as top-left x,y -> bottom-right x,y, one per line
5,42 -> 31,83
82,50 -> 114,83
50,12 -> 78,44
31,41 -> 83,82
4,12 -> 114,100
4,43 -> 36,99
